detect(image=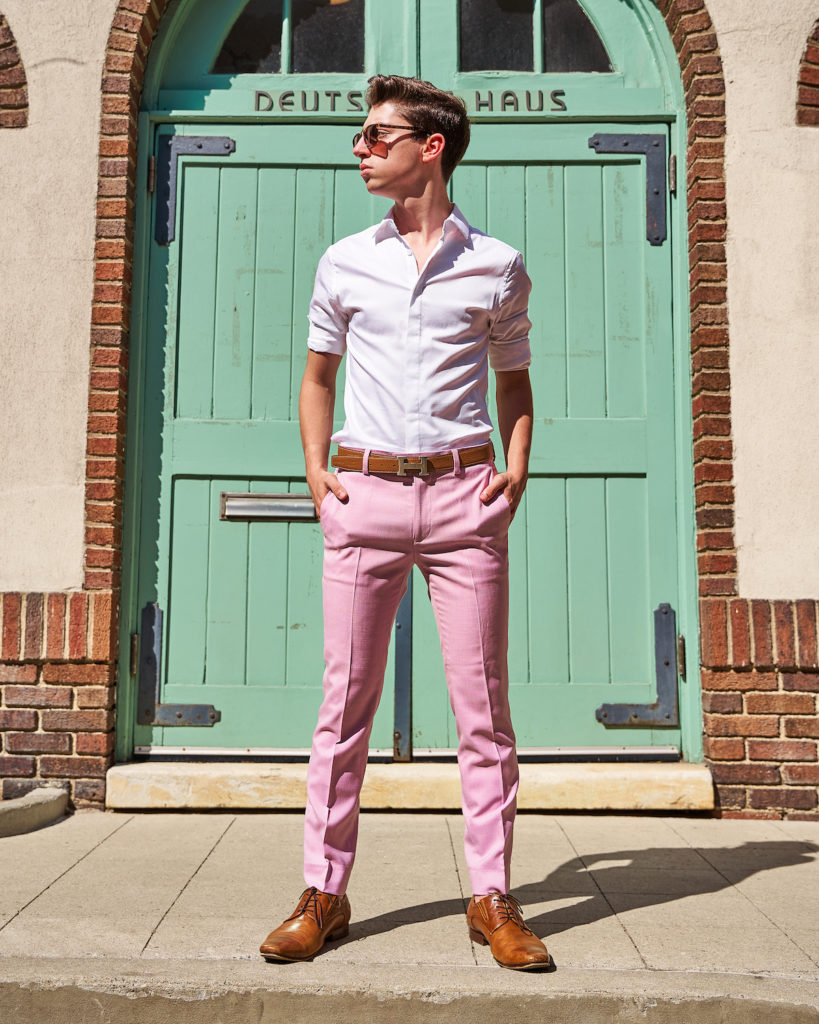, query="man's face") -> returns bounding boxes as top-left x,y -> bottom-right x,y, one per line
352,101 -> 432,199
